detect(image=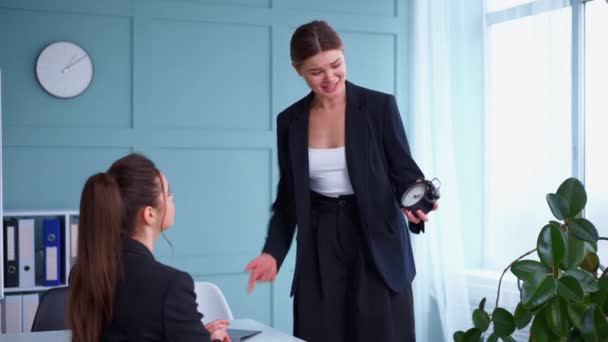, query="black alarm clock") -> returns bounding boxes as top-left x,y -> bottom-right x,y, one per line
400,178 -> 441,214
